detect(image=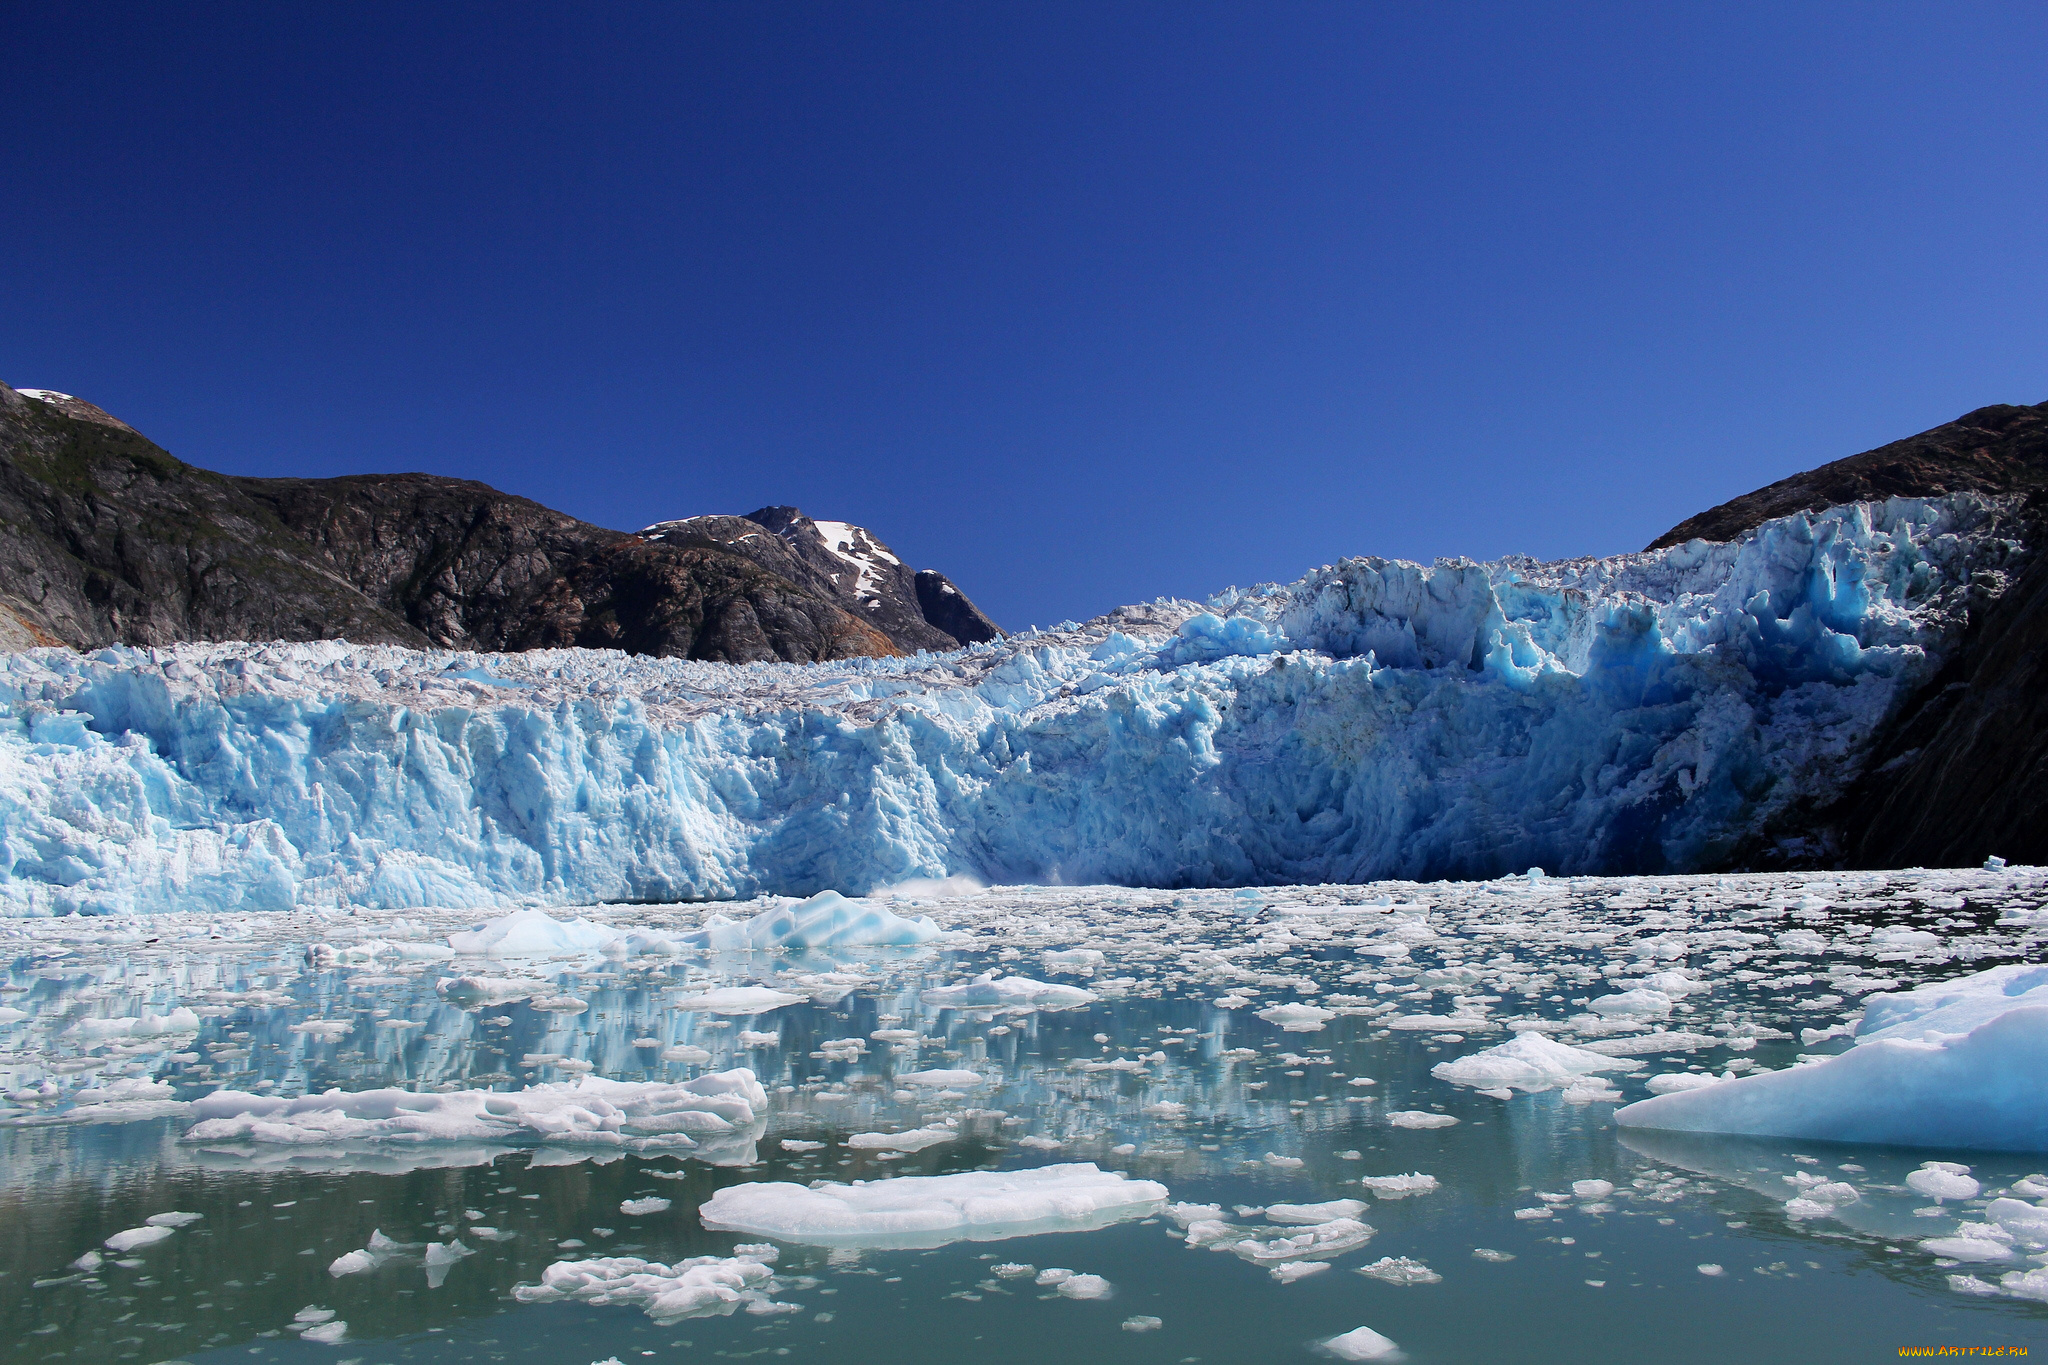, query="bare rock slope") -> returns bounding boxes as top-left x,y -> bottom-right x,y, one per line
0,382 -> 998,662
